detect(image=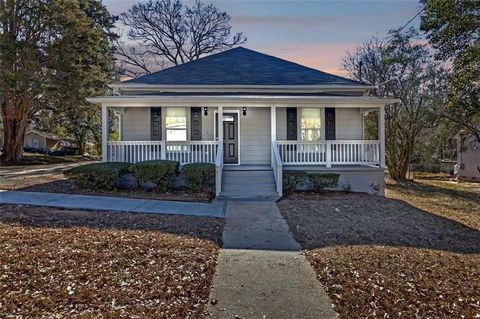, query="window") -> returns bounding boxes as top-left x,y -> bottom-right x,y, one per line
300,108 -> 321,141
166,108 -> 187,141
